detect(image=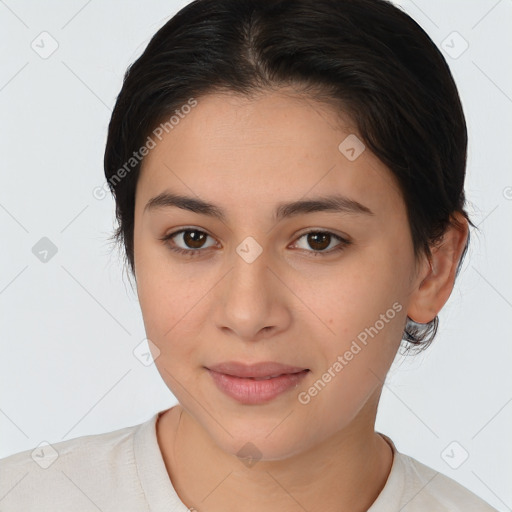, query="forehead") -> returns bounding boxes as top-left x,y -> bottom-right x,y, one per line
136,90 -> 405,221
